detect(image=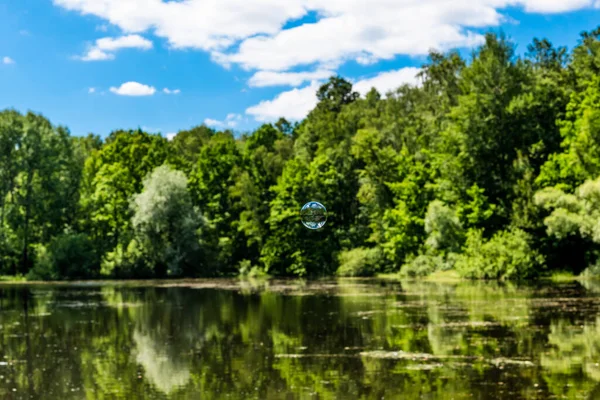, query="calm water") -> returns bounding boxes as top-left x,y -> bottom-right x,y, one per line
1,279 -> 600,399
